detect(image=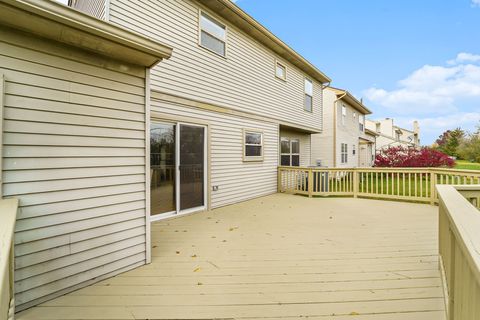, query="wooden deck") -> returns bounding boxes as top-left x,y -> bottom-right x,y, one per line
17,194 -> 446,319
